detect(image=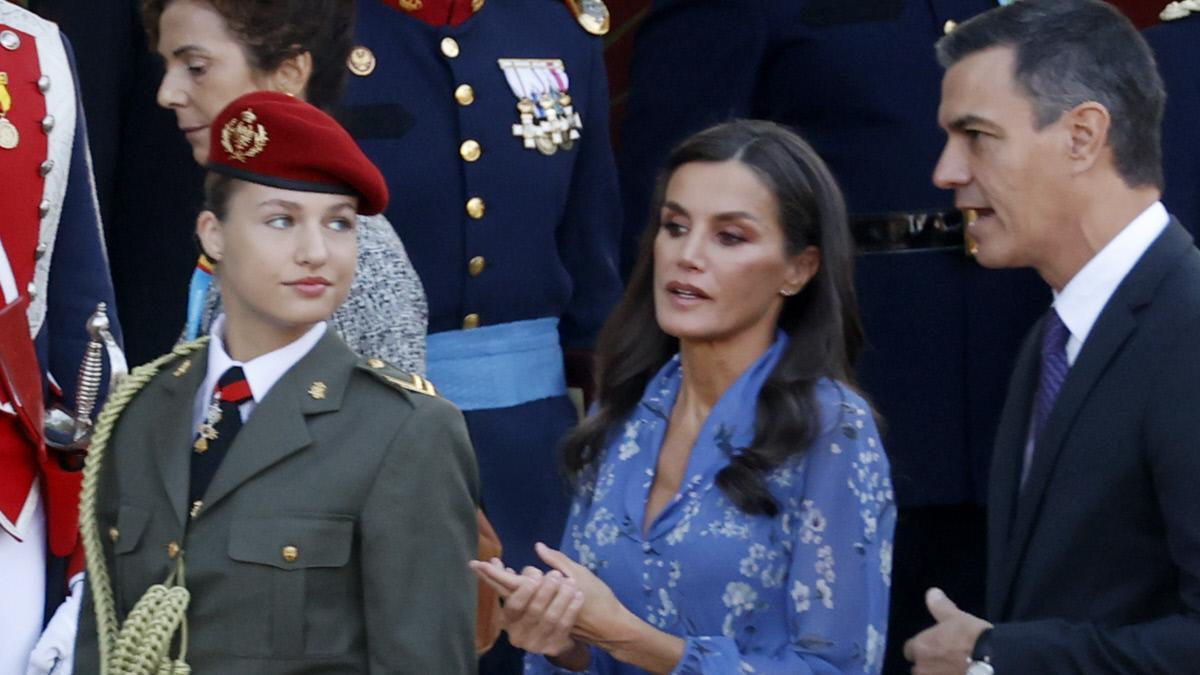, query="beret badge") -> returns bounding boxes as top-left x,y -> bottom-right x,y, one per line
220,108 -> 269,163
